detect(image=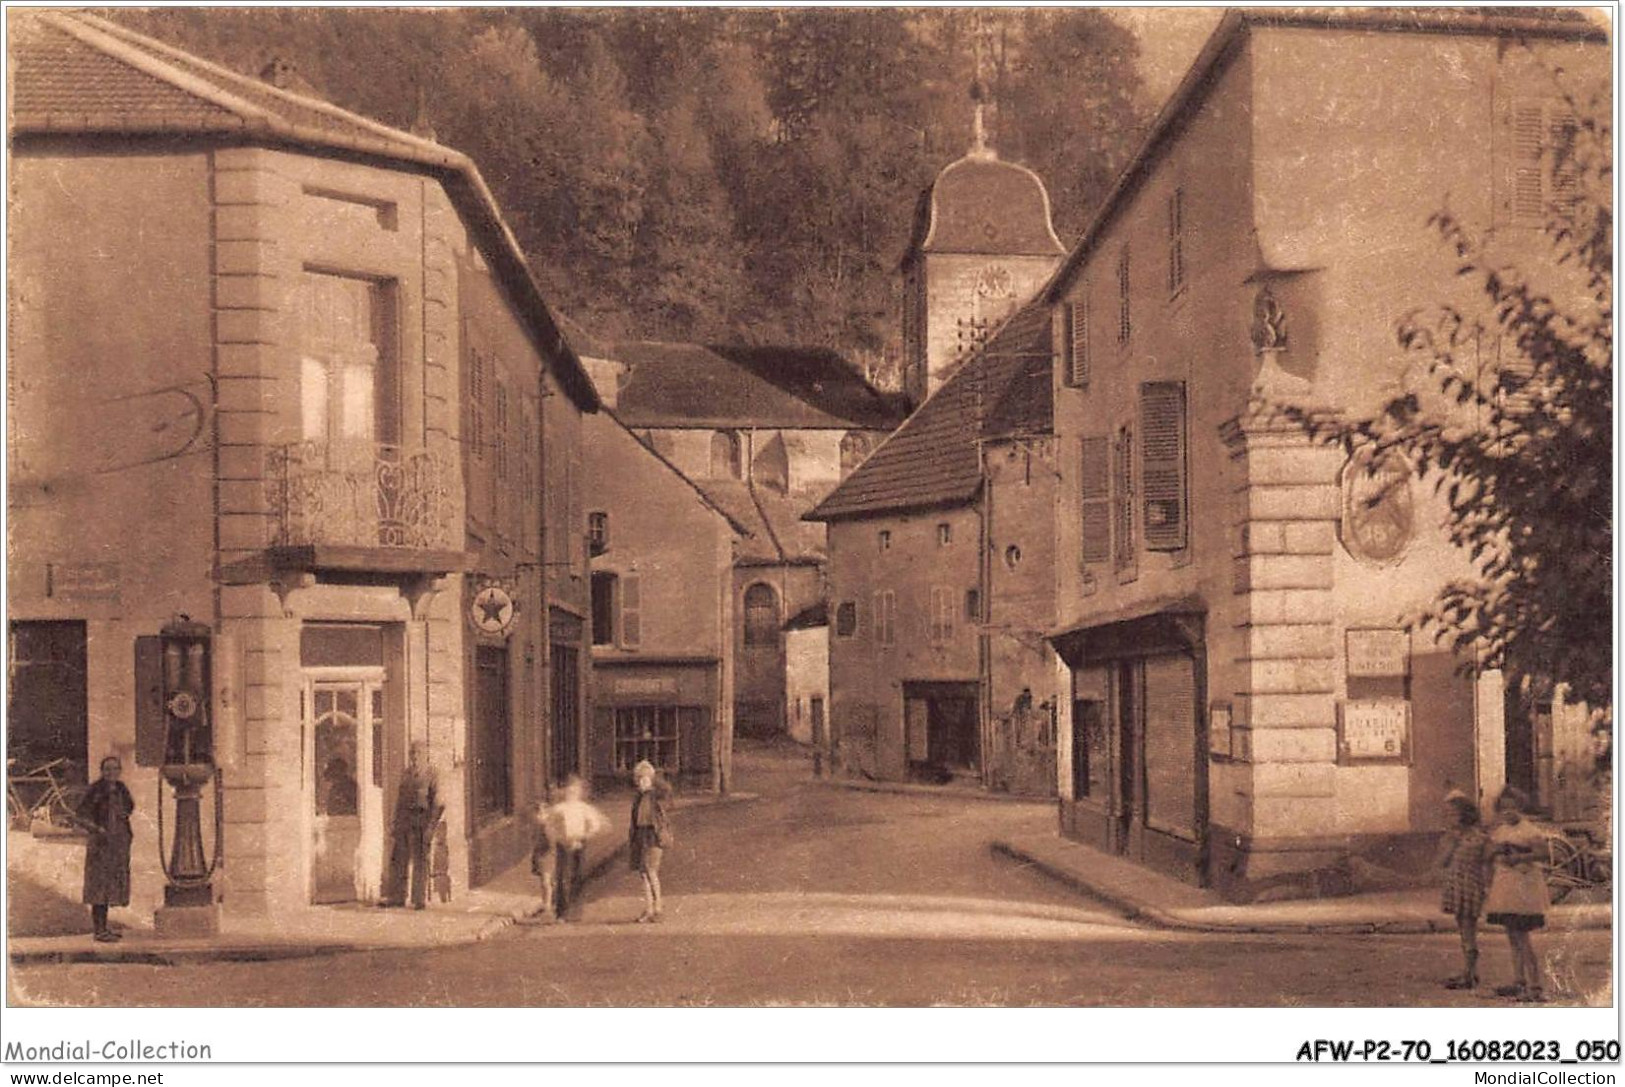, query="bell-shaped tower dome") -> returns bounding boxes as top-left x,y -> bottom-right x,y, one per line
899,123 -> 1065,407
